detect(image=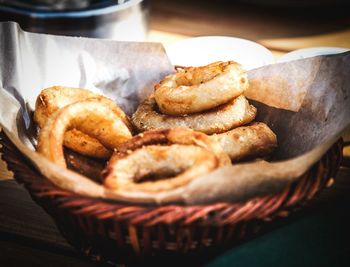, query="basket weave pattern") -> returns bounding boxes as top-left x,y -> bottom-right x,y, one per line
0,131 -> 343,264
